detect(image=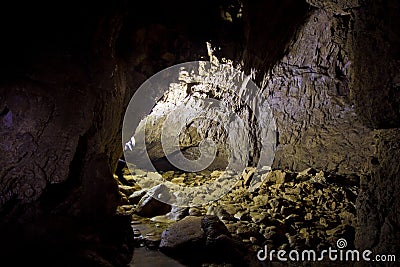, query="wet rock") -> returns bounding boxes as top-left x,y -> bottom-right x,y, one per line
159,216 -> 205,252
160,215 -> 248,265
143,233 -> 161,250
152,206 -> 188,223
135,184 -> 172,217
126,167 -> 359,257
